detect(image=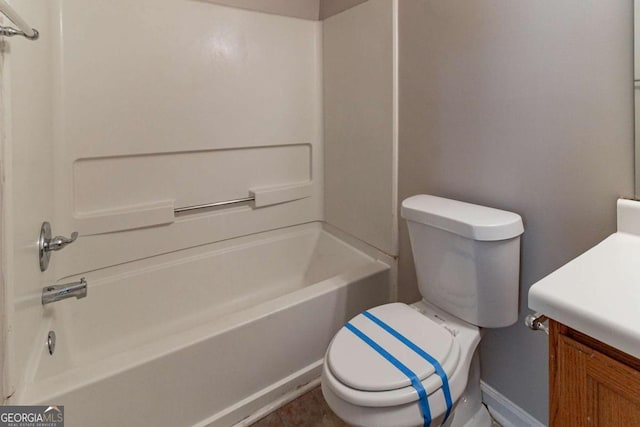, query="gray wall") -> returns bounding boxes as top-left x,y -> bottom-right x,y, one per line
398,1 -> 634,423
